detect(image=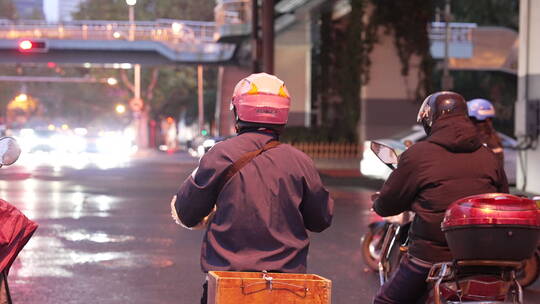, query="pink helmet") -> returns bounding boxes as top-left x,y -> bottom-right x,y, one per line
231,73 -> 291,126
